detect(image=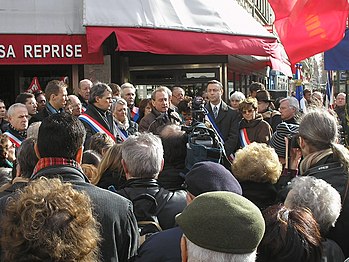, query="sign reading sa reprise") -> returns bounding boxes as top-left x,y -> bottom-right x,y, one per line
0,35 -> 103,65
